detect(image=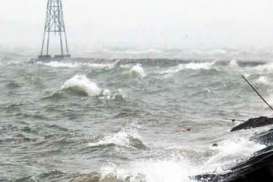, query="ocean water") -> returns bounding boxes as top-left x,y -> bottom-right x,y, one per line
0,53 -> 273,181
